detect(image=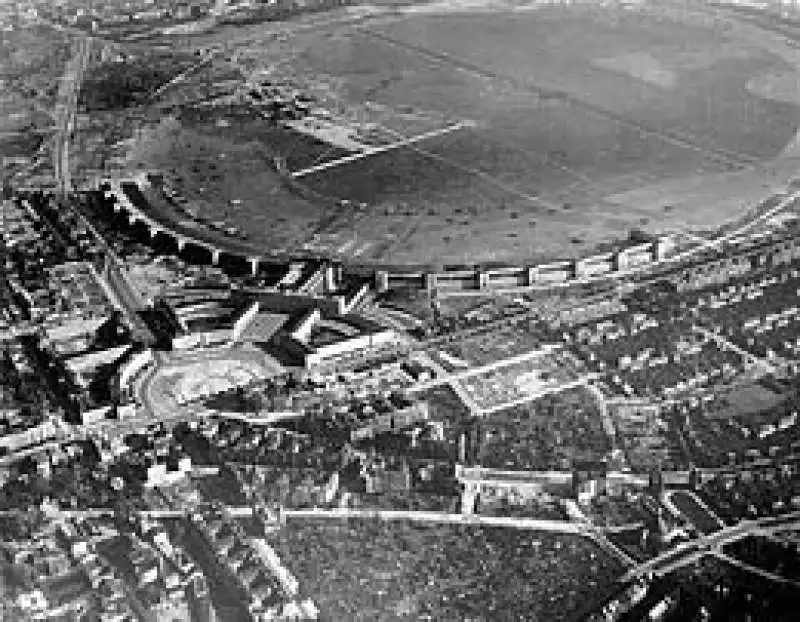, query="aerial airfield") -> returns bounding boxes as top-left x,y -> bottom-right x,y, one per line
2,1 -> 800,621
